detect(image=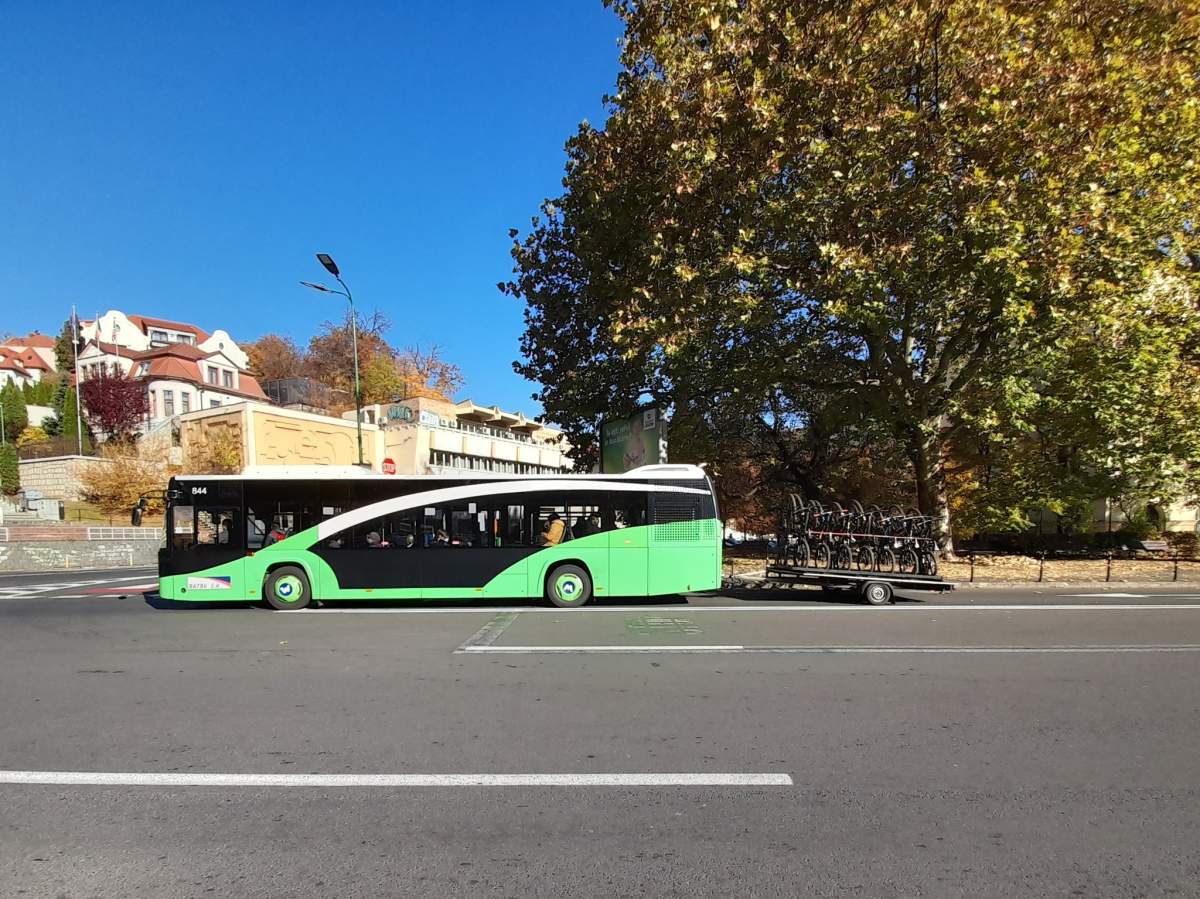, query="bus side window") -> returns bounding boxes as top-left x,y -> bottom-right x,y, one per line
196,509 -> 240,547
